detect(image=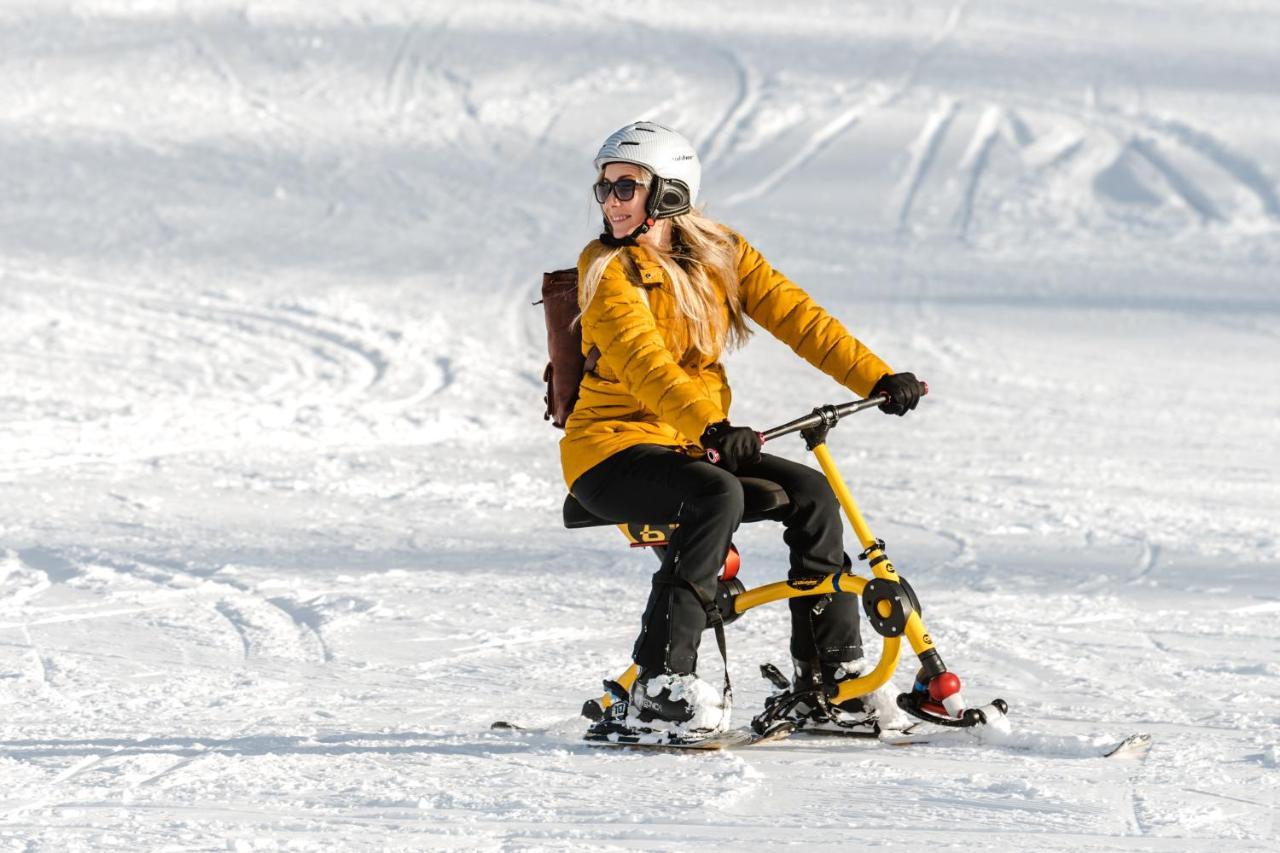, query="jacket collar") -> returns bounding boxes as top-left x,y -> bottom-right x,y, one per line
624,246 -> 664,285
